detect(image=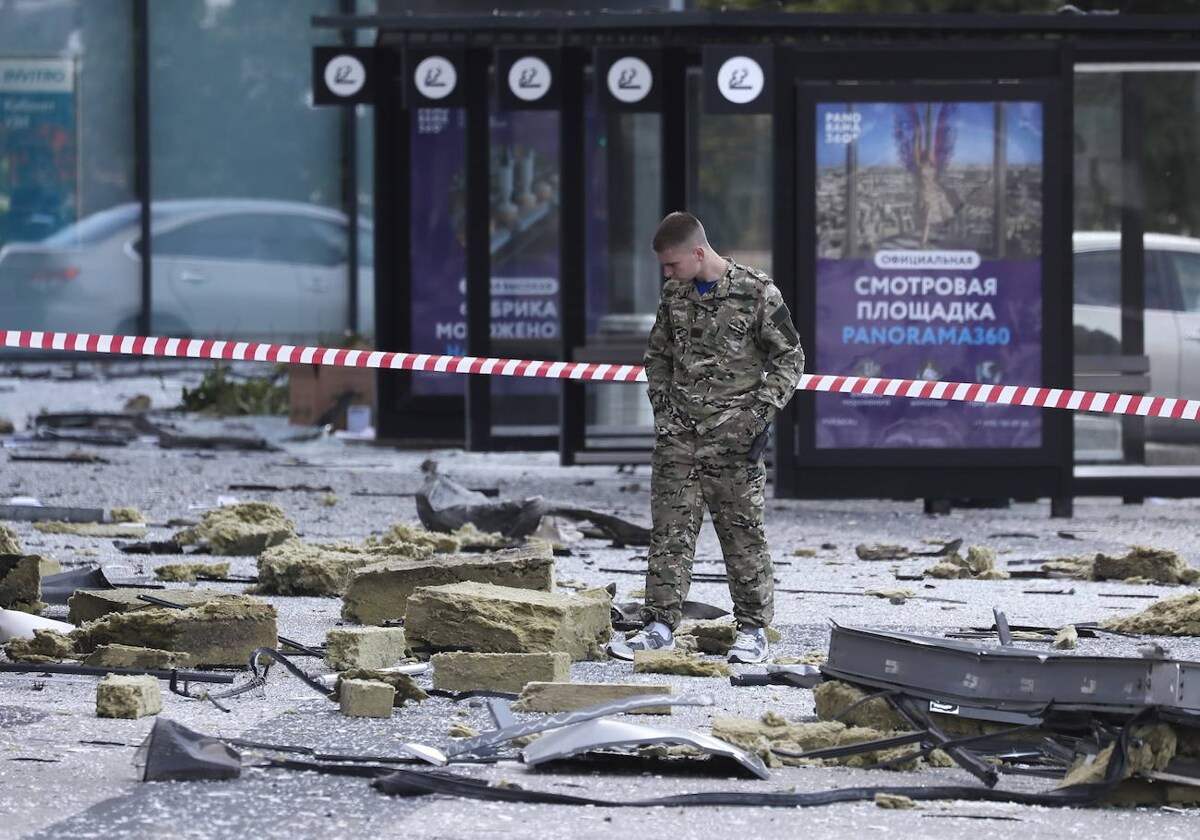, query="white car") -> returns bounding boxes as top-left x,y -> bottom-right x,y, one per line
0,198 -> 373,345
1074,230 -> 1200,448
